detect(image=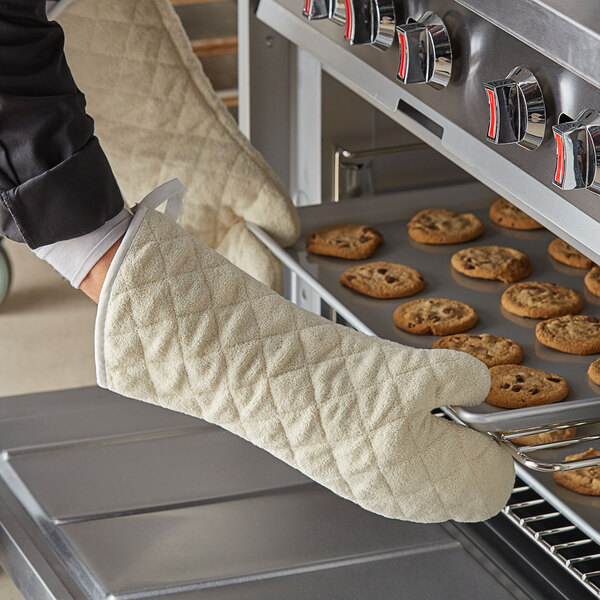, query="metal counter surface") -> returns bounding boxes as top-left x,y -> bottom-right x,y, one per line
0,387 -> 546,599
